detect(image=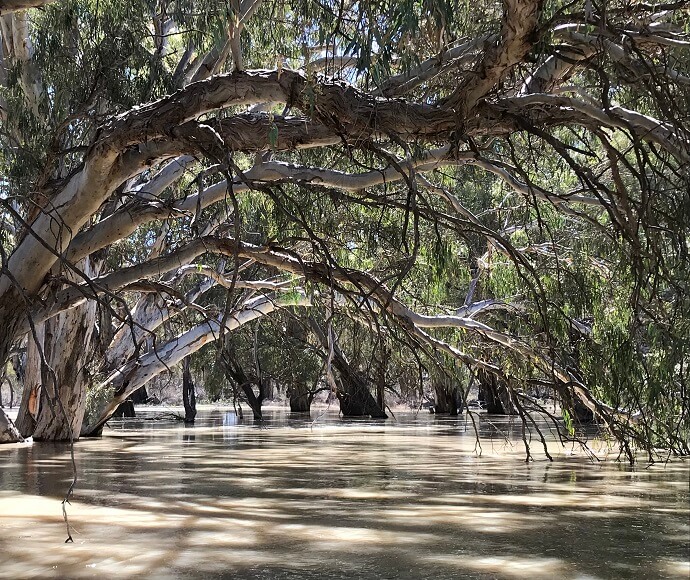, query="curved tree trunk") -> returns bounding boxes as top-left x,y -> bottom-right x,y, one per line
0,0 -> 57,15
220,350 -> 264,421
82,293 -> 311,435
307,317 -> 387,419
